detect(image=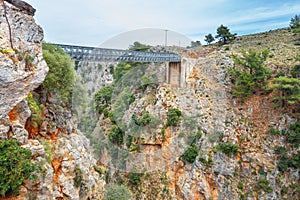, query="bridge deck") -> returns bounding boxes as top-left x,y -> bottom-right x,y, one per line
54,44 -> 181,62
